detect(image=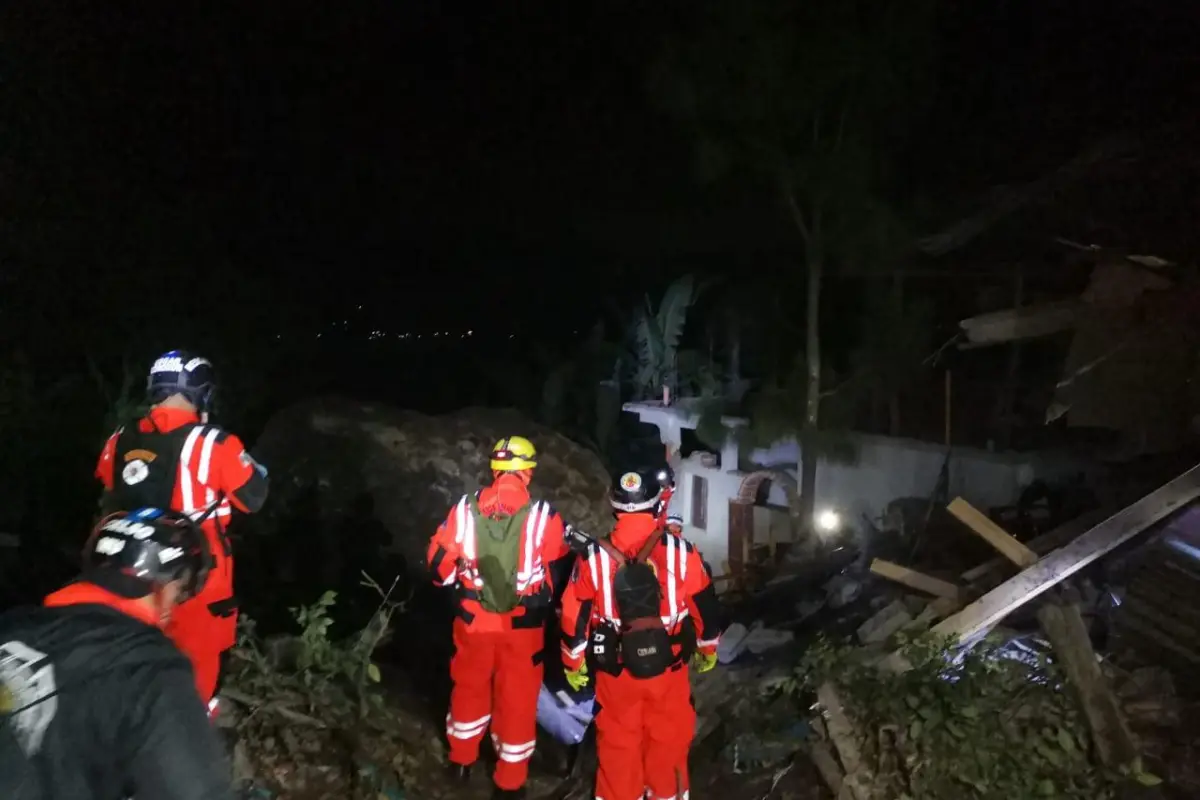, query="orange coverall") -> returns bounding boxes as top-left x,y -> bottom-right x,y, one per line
426,473 -> 569,792
560,512 -> 722,800
95,406 -> 264,707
